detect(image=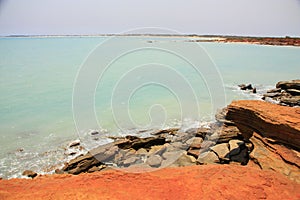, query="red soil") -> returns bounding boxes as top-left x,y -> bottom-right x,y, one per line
0,165 -> 299,200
